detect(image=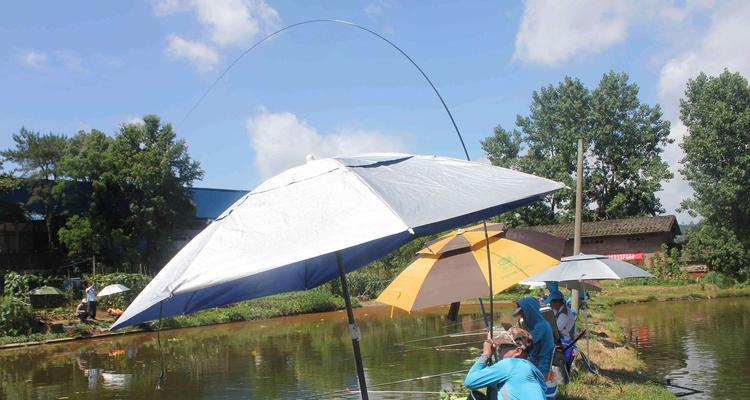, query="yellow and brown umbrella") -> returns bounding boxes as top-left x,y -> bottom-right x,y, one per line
376,223 -> 565,312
